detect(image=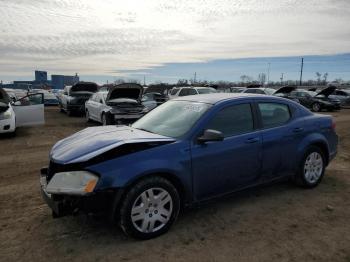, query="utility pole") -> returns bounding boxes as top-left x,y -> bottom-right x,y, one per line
299,57 -> 304,86
280,73 -> 284,85
143,75 -> 146,86
267,62 -> 270,86
194,72 -> 197,84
